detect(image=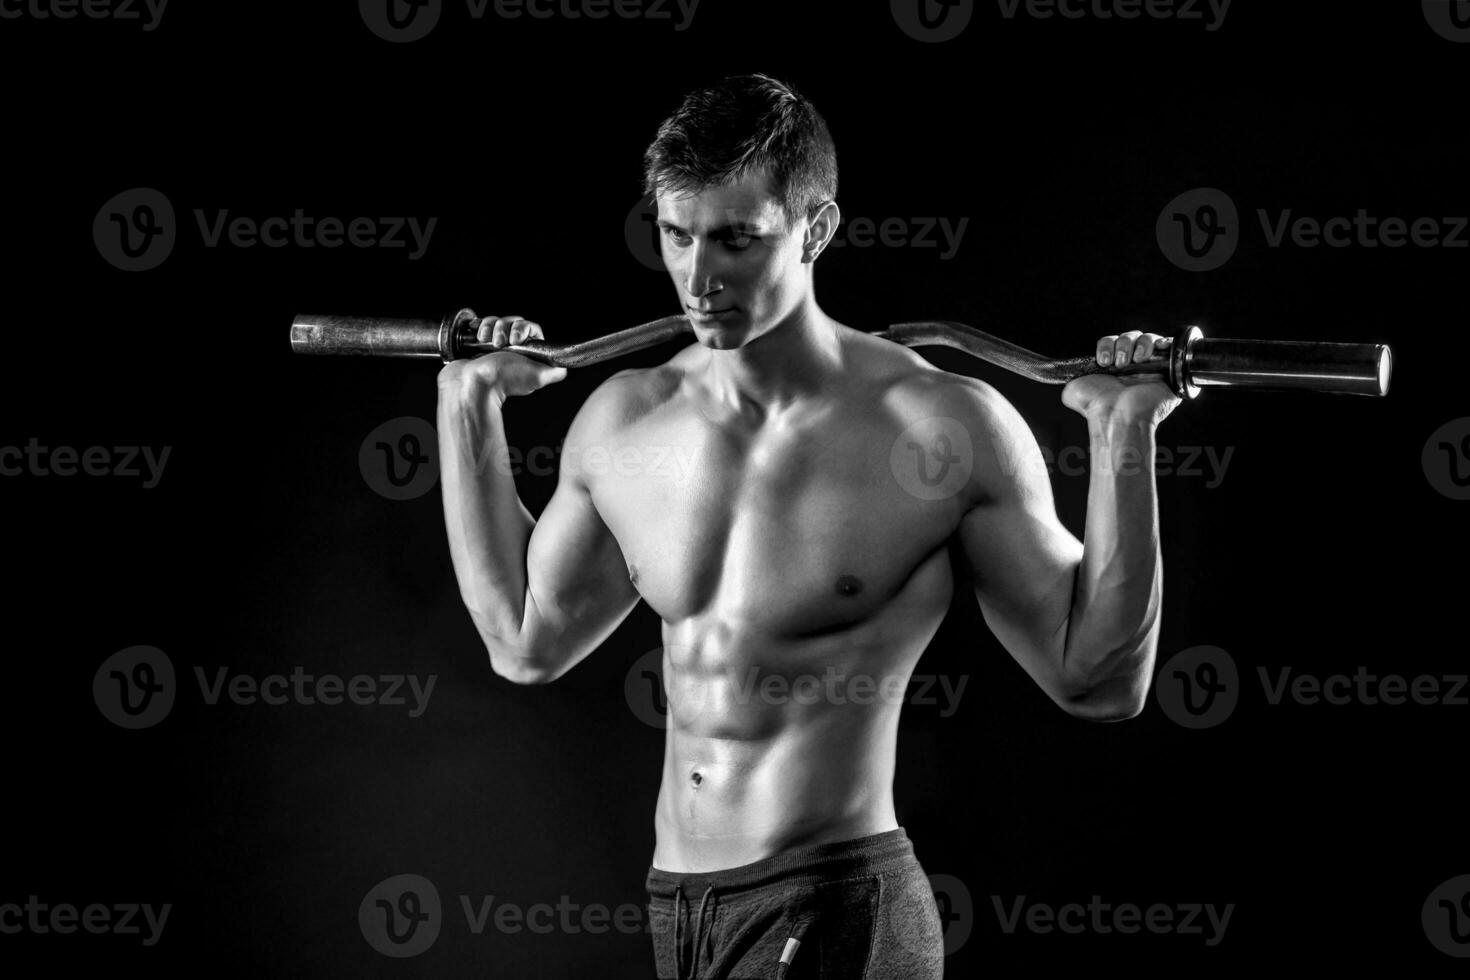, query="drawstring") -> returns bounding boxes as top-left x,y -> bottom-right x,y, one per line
672,883 -> 716,979
692,886 -> 714,979
673,886 -> 682,978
